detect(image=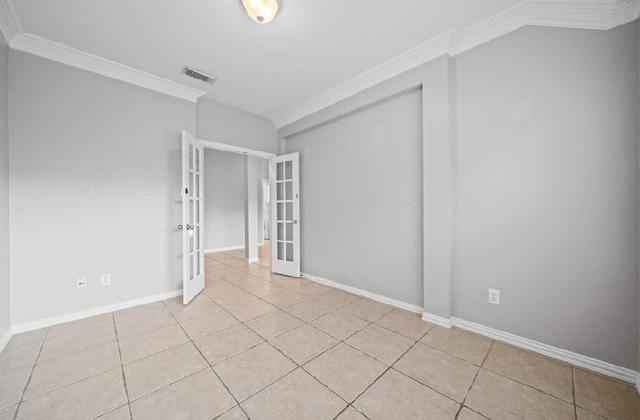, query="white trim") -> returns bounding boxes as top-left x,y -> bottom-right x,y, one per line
305,271 -> 639,386
0,0 -> 22,43
9,33 -> 206,103
201,139 -> 276,160
204,245 -> 245,253
302,272 -> 423,314
11,289 -> 182,334
274,0 -> 640,128
451,317 -> 638,385
248,258 -> 259,263
0,327 -> 12,353
422,312 -> 453,329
